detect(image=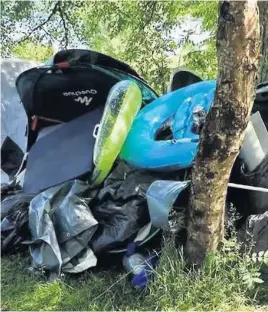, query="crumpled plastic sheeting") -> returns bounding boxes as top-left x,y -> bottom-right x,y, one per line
28,180 -> 98,275
8,162 -> 186,274
146,180 -> 190,230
